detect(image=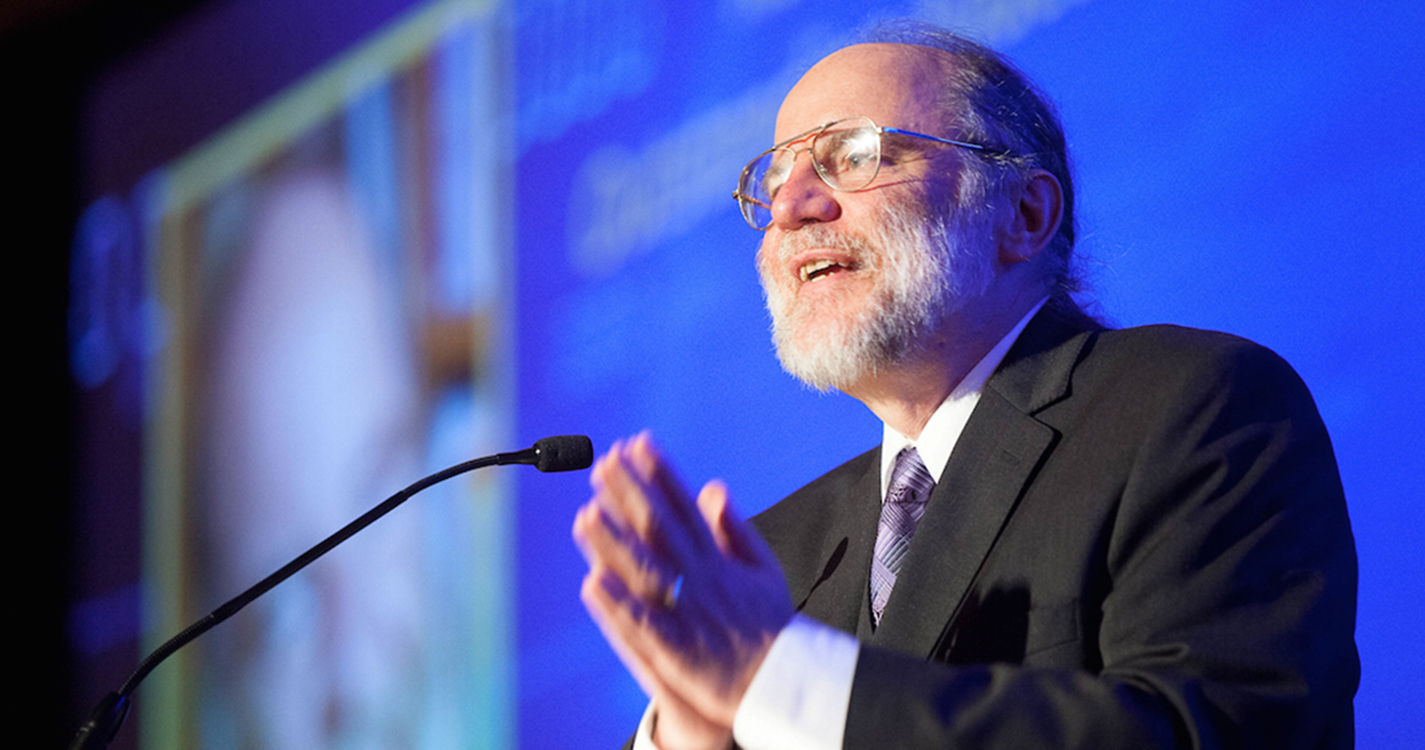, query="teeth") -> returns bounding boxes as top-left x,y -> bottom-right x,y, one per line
800,259 -> 839,282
